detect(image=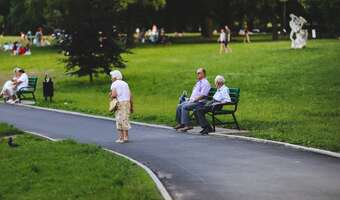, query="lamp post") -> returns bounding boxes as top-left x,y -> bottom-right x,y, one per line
280,0 -> 288,33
